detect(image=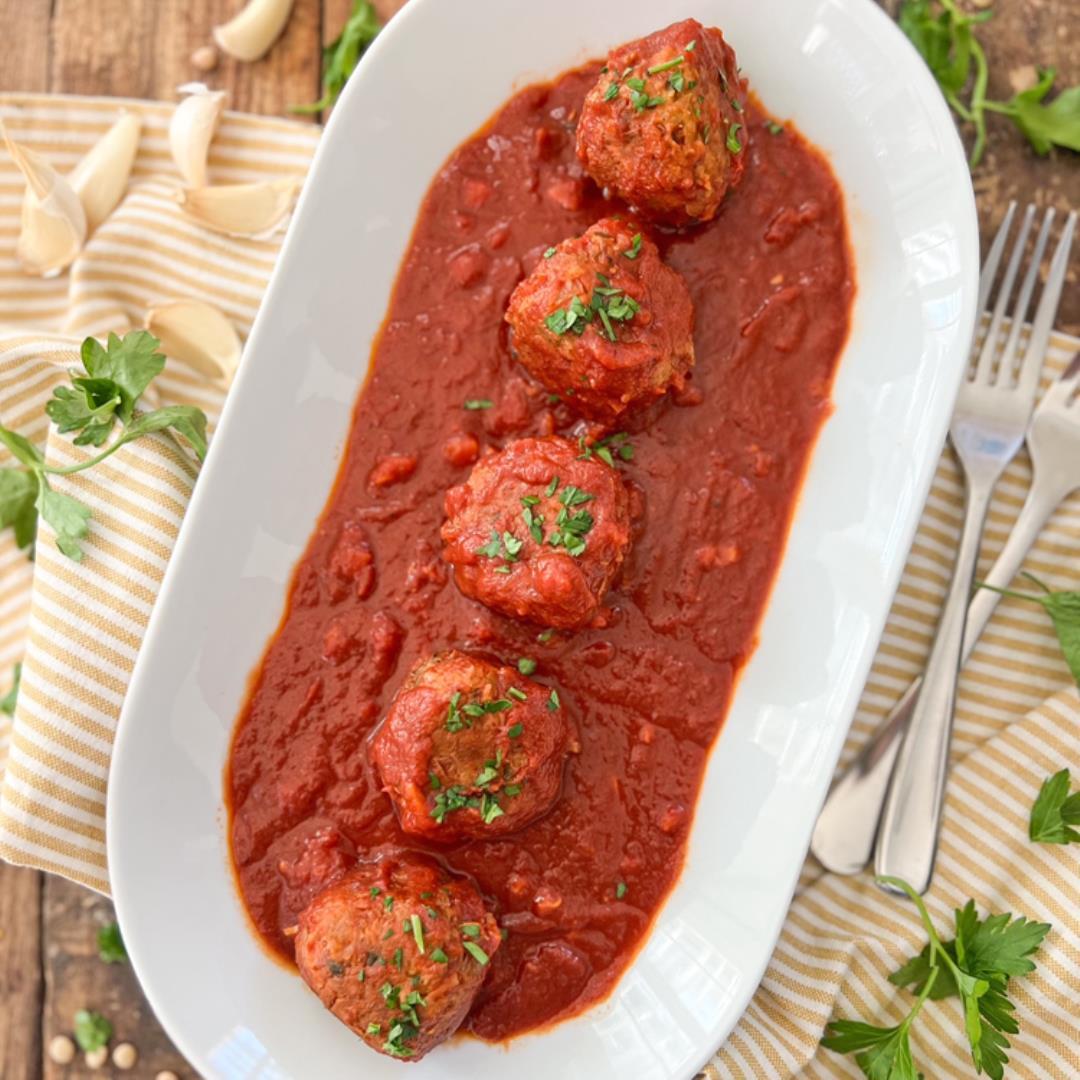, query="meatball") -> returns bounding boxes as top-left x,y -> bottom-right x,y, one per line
294,852 -> 500,1061
505,218 -> 694,421
372,650 -> 571,841
441,436 -> 631,628
575,19 -> 749,225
